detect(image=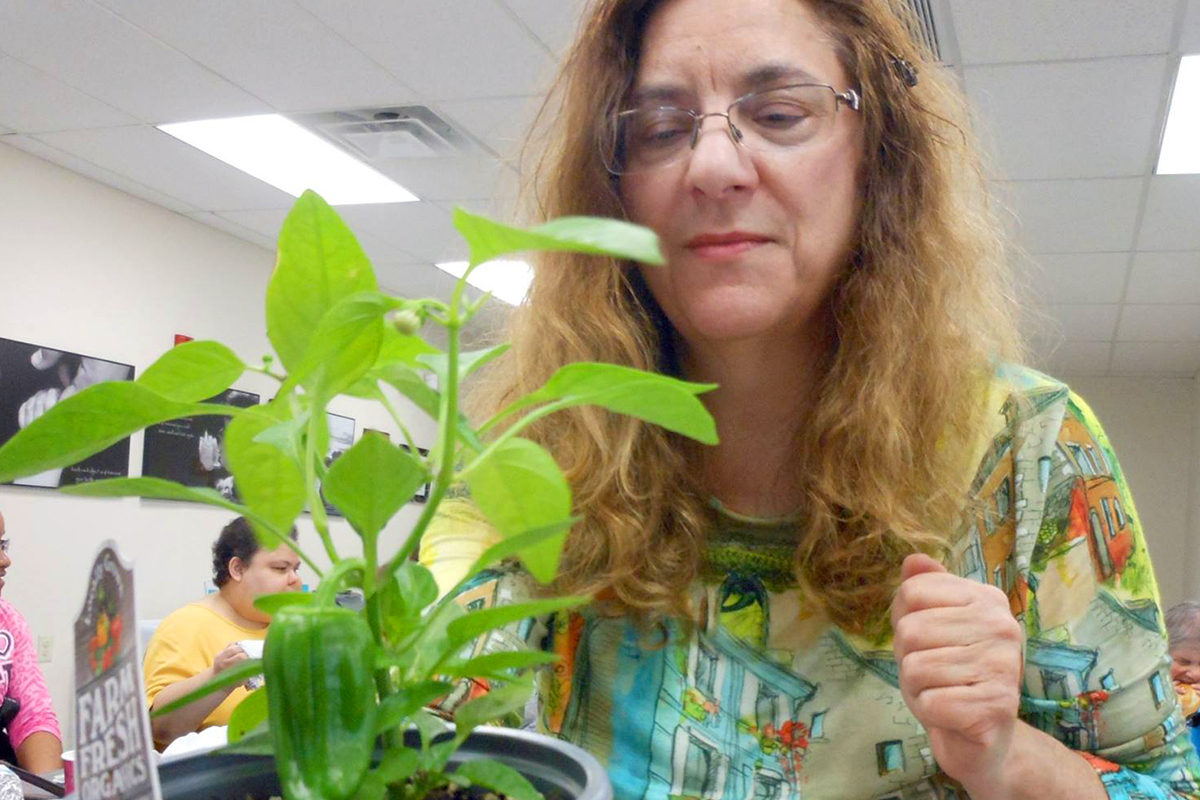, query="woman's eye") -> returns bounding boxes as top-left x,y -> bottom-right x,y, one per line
751,104 -> 811,128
